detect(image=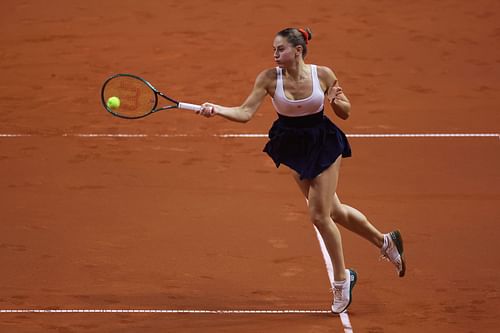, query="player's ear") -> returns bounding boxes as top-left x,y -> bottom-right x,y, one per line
295,45 -> 303,56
